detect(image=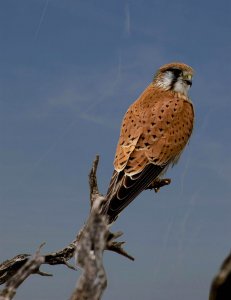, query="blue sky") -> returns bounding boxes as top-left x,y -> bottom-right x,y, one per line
1,1 -> 231,299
